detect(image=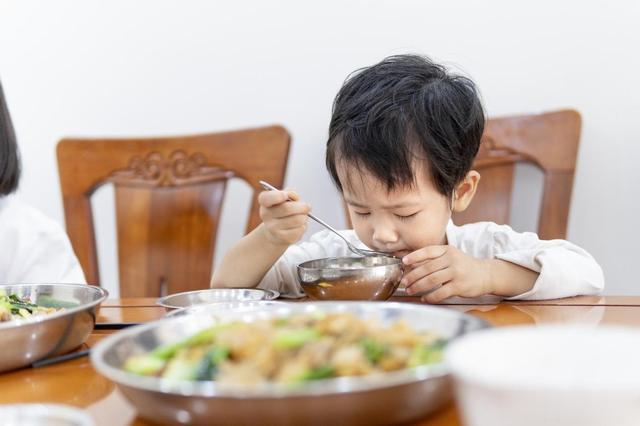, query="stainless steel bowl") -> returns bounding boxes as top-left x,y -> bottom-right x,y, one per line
297,256 -> 403,300
165,300 -> 287,317
156,288 -> 279,310
0,283 -> 108,372
91,301 -> 489,425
